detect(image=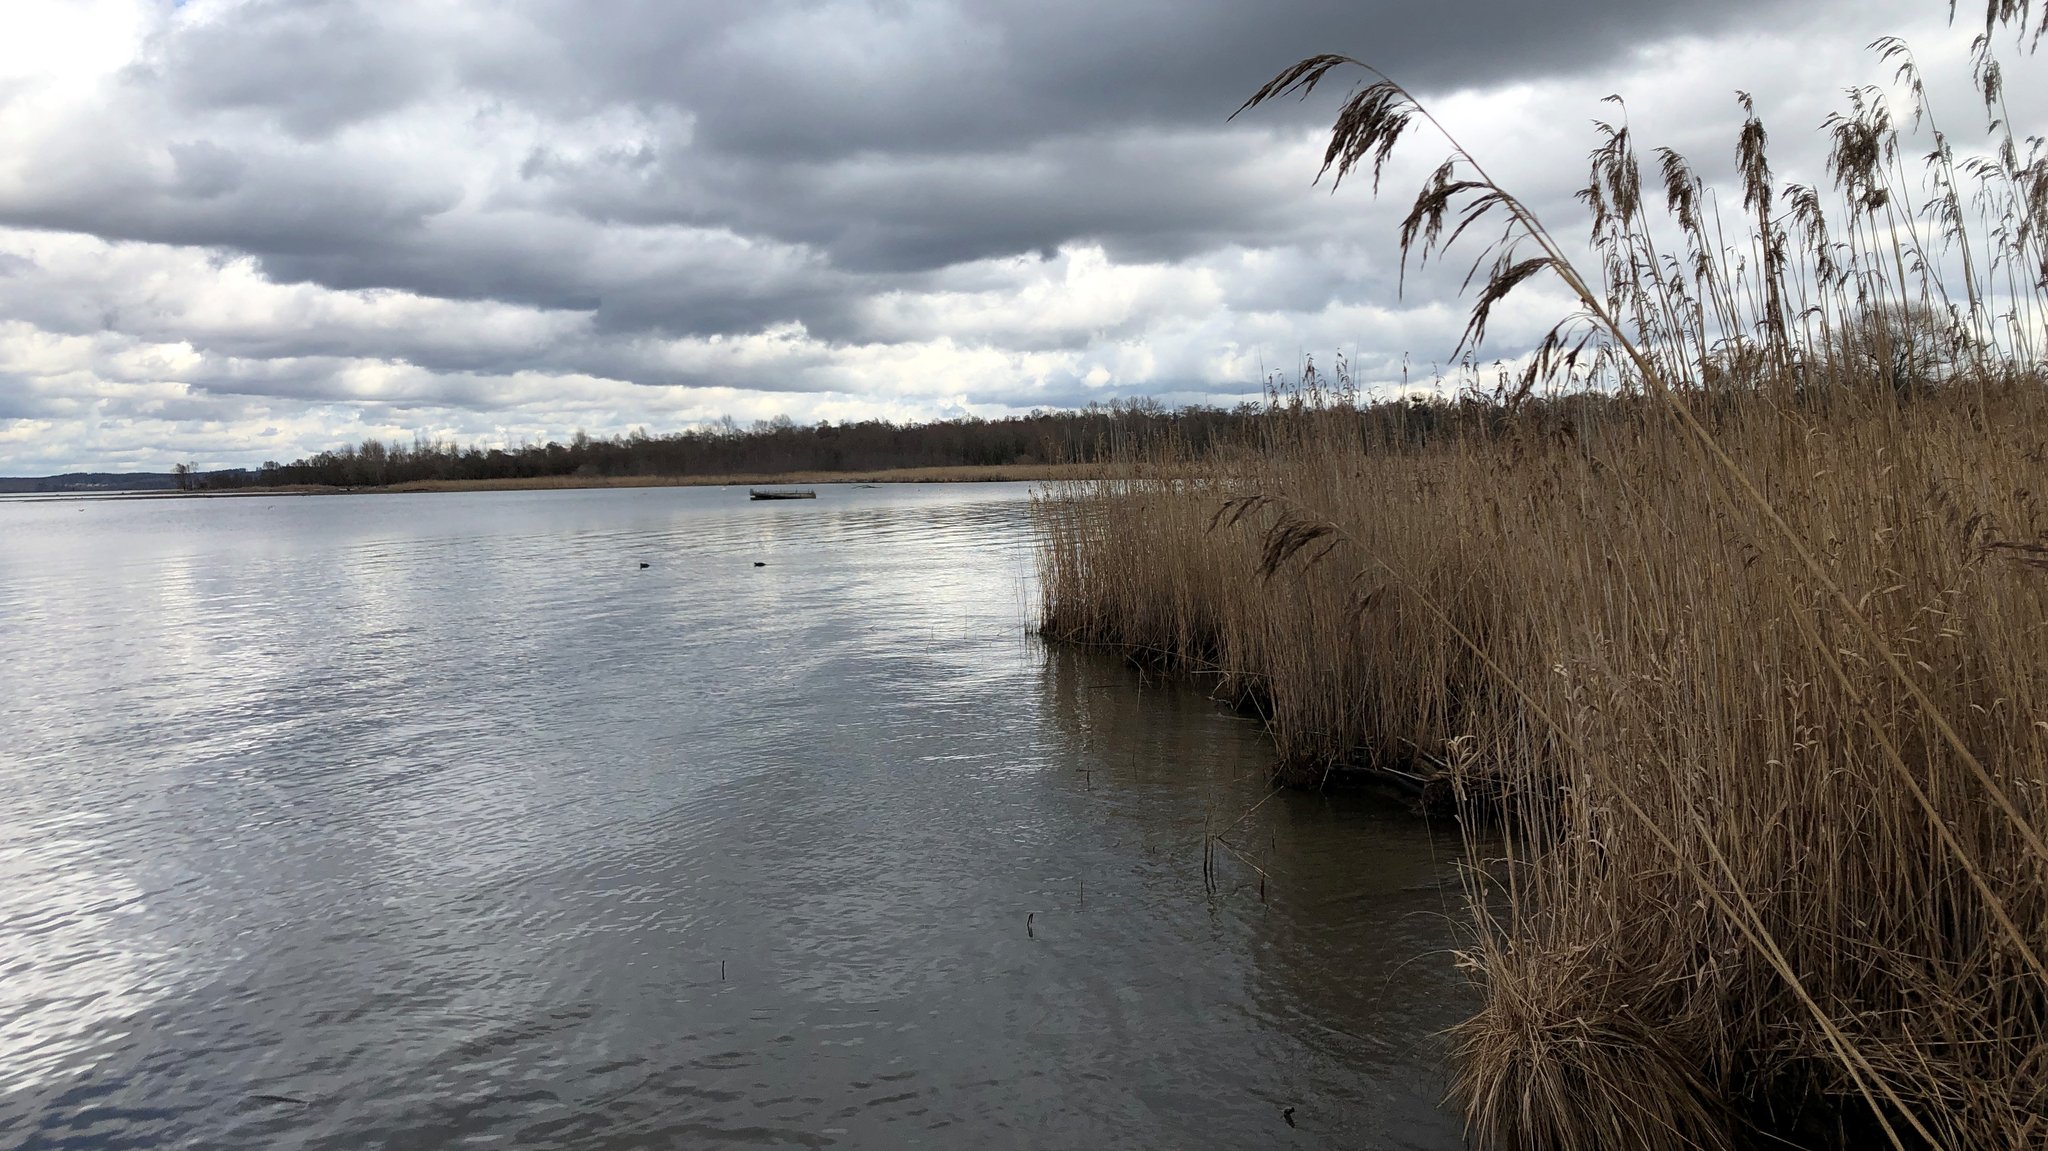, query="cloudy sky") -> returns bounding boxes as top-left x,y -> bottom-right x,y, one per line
0,0 -> 2031,473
